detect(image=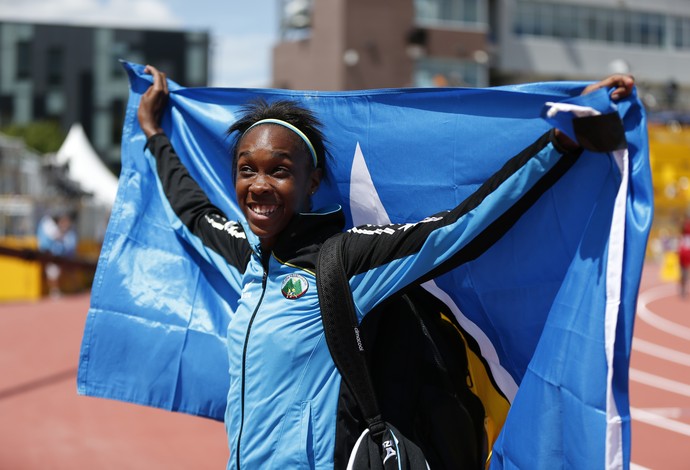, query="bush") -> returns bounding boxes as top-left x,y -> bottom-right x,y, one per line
1,121 -> 66,154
